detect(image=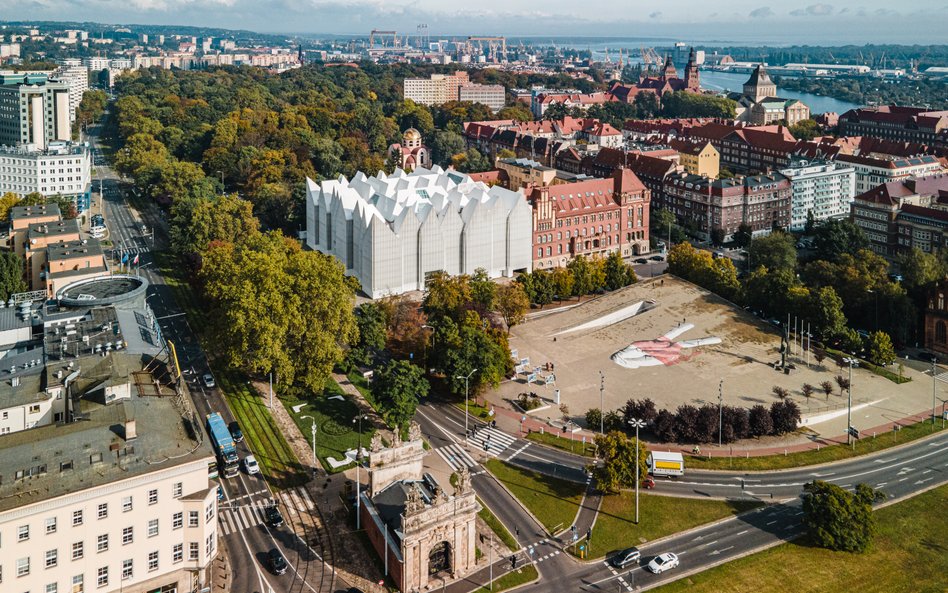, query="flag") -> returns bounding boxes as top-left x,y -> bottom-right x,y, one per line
132,254 -> 140,265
